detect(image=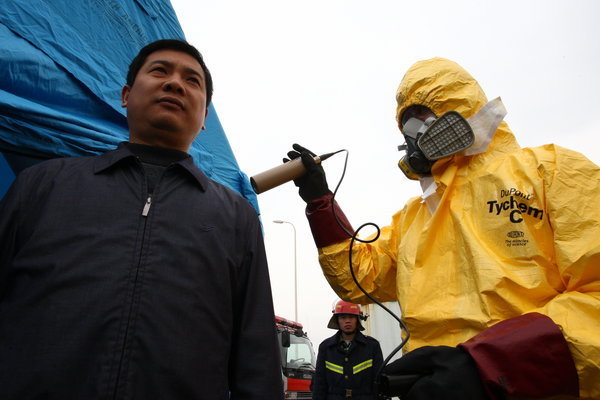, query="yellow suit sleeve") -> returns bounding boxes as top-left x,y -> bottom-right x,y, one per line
317,209 -> 405,304
532,145 -> 600,399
